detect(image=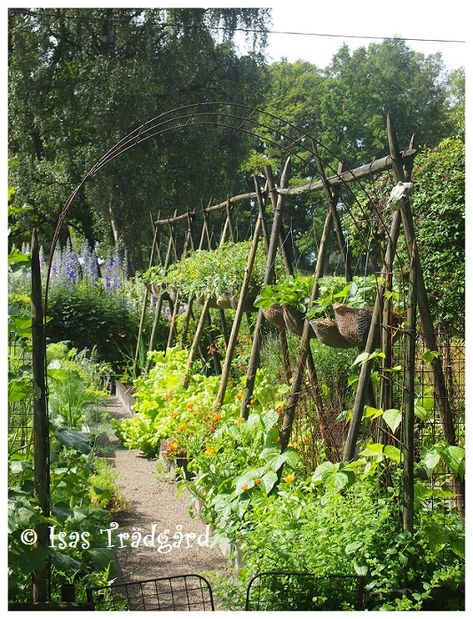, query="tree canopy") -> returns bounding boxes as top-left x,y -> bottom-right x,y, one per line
8,8 -> 270,268
9,10 -> 463,277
